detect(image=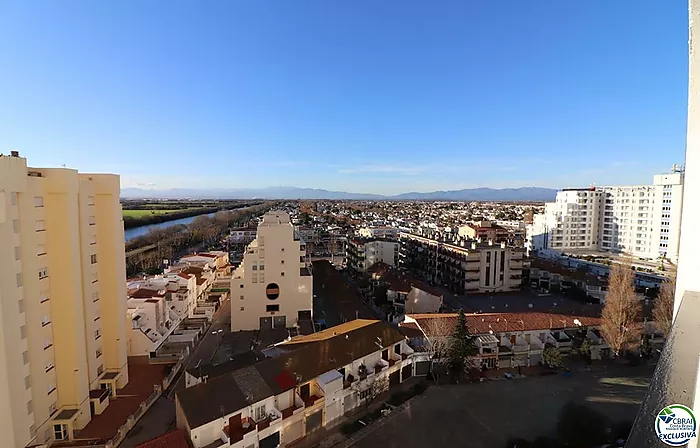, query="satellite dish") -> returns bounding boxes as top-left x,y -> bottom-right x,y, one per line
528,303 -> 533,308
